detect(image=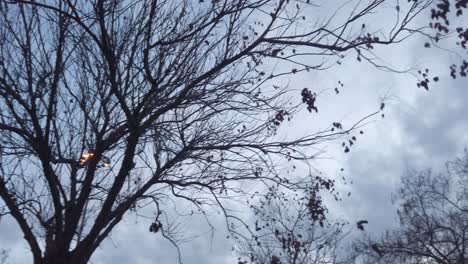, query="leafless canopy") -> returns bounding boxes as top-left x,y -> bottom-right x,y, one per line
352,151 -> 468,264
0,0 -> 433,263
234,179 -> 356,264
